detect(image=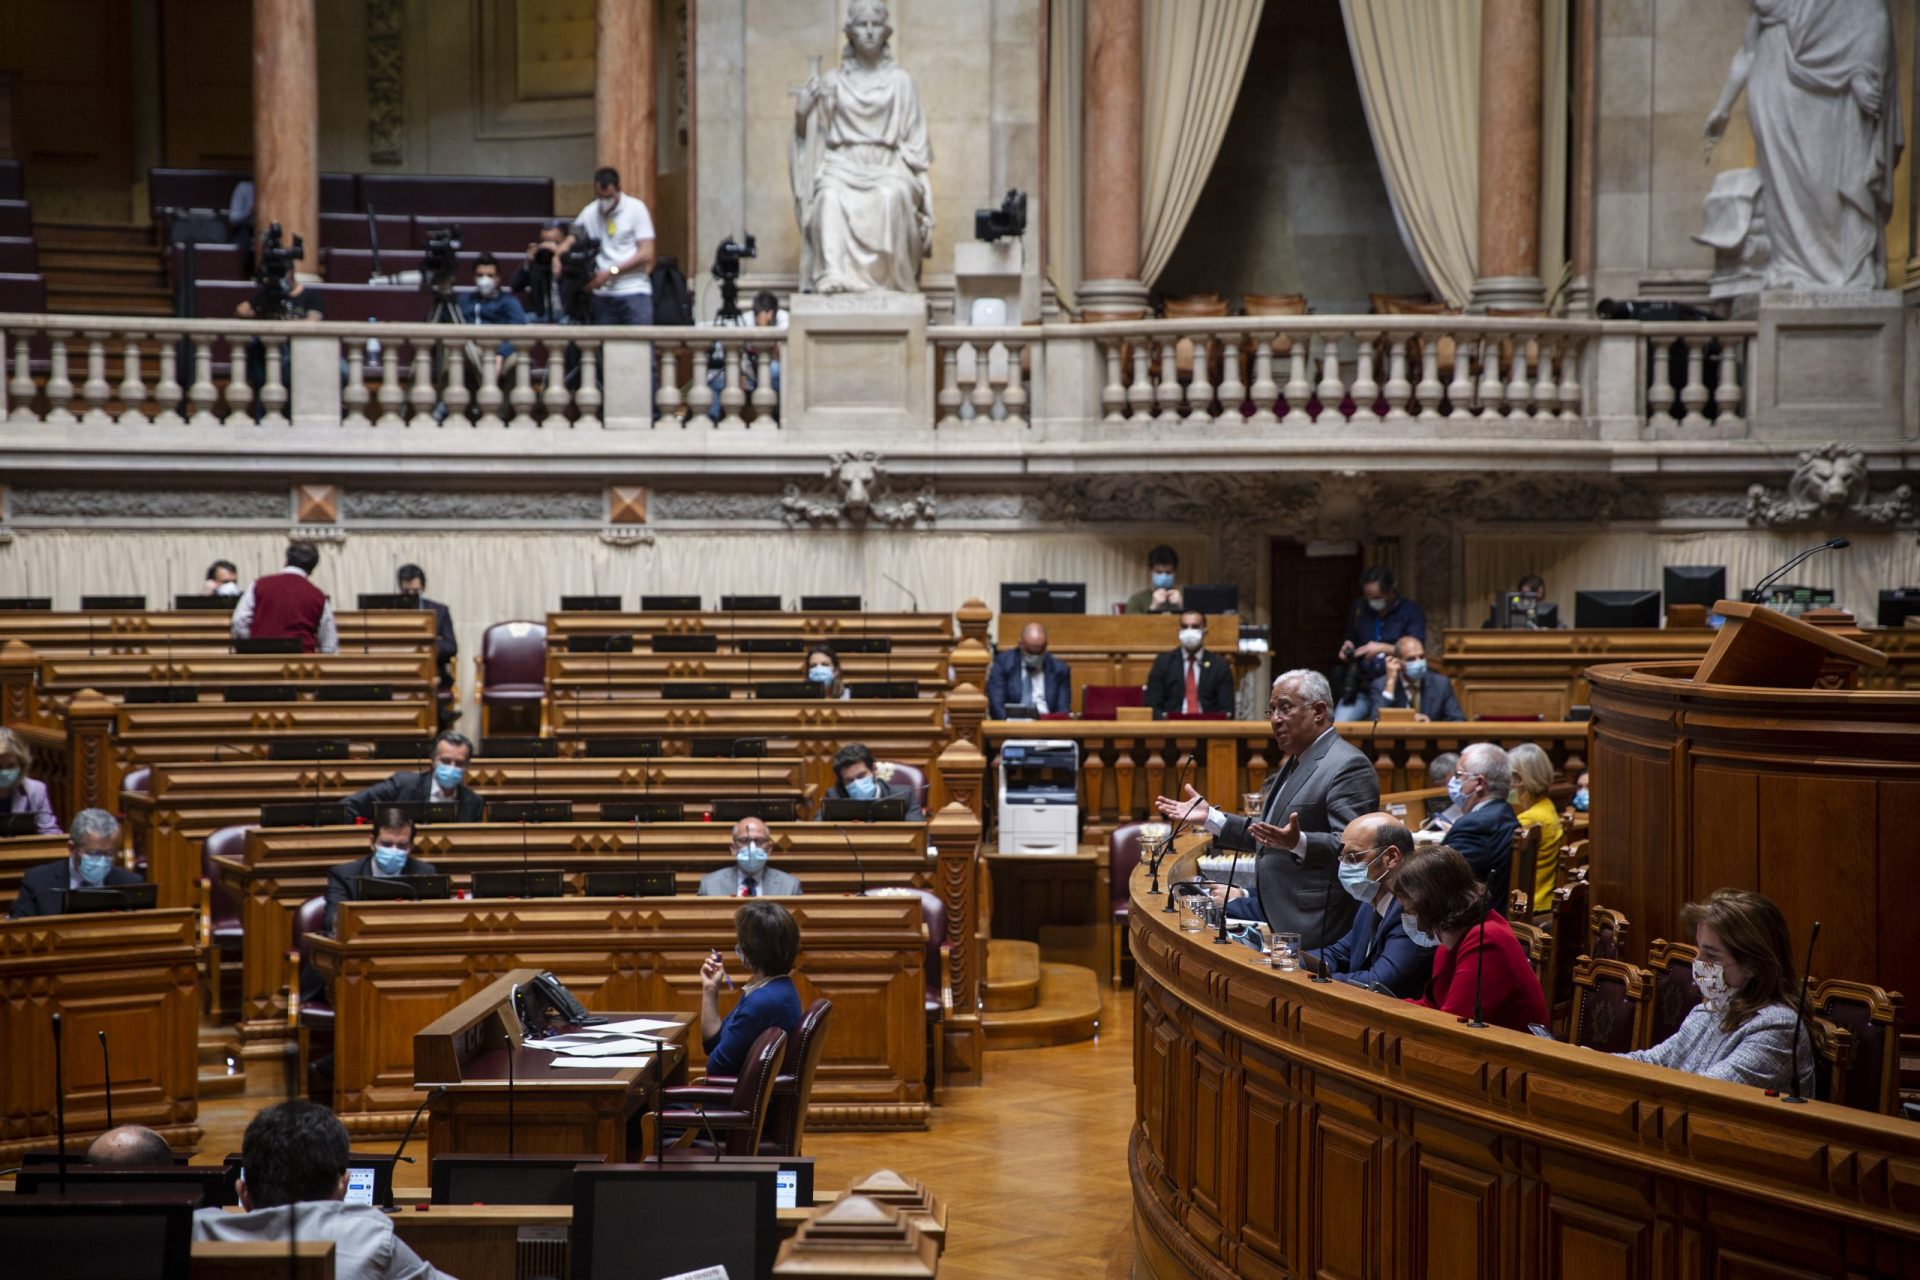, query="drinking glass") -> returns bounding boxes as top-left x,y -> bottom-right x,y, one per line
1271,931 -> 1302,971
